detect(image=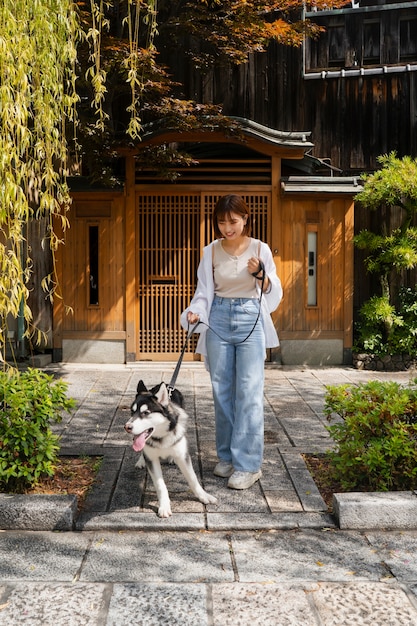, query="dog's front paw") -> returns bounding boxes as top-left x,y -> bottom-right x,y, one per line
158,505 -> 172,518
200,492 -> 217,506
135,454 -> 146,469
